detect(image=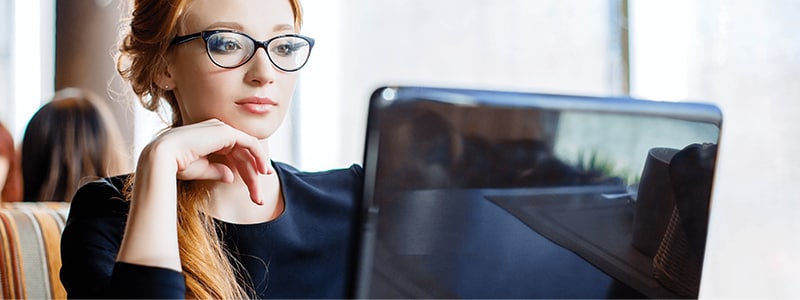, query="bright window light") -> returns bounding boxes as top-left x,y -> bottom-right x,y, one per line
12,0 -> 42,140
